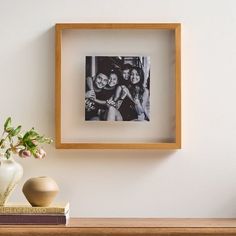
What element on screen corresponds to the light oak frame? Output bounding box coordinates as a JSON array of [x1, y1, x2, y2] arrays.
[[55, 23, 181, 149]]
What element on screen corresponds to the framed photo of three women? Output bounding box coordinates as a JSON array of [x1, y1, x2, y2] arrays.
[[55, 23, 181, 149]]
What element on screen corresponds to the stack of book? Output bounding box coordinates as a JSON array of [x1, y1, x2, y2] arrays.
[[0, 202, 69, 225]]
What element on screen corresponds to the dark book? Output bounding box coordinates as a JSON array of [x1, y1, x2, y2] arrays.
[[0, 213, 69, 225]]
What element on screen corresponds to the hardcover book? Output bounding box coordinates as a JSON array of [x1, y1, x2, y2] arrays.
[[0, 212, 69, 225], [0, 202, 69, 215]]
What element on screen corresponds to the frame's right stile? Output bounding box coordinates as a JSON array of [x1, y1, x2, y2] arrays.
[[175, 23, 181, 149]]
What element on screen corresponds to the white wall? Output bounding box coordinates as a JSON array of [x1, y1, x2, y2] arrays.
[[1, 0, 236, 217]]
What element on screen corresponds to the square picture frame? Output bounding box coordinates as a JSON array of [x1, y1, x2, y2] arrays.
[[55, 23, 181, 149]]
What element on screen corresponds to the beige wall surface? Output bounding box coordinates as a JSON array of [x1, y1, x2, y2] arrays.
[[1, 0, 236, 217]]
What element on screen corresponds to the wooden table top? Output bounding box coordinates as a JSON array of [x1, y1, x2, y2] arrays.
[[2, 218, 236, 235], [68, 218, 236, 227], [1, 218, 236, 228]]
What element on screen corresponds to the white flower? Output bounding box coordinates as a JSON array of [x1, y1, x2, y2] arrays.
[[35, 148, 46, 159]]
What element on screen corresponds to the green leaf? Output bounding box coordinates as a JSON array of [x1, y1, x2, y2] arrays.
[[8, 136, 12, 143], [23, 129, 39, 141], [36, 135, 45, 143], [0, 139, 5, 148], [0, 139, 4, 146], [30, 147, 38, 156], [5, 127, 14, 133], [23, 131, 30, 141], [25, 140, 36, 149], [4, 117, 11, 132], [35, 135, 53, 144], [44, 138, 53, 144], [10, 126, 22, 136], [5, 149, 11, 159]]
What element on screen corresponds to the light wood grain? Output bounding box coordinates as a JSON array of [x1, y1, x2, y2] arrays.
[[55, 23, 181, 149], [68, 218, 236, 228], [2, 228, 236, 236], [55, 24, 62, 148], [55, 23, 181, 30], [2, 218, 236, 236], [175, 24, 181, 149], [55, 142, 180, 149]]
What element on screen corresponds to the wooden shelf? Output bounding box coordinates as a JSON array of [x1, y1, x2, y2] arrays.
[[1, 218, 236, 235]]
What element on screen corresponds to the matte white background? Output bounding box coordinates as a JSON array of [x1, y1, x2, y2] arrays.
[[1, 0, 236, 217], [61, 29, 175, 143]]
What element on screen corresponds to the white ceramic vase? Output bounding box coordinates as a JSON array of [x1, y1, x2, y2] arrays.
[[0, 156, 23, 206]]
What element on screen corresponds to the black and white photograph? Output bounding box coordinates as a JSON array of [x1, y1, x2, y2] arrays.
[[85, 56, 150, 121]]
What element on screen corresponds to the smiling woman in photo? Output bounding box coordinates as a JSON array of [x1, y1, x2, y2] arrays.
[[129, 67, 149, 121]]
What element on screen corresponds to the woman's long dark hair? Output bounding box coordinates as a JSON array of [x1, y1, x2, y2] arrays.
[[129, 67, 145, 101]]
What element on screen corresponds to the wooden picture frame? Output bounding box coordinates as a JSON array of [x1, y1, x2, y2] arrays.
[[55, 23, 181, 149]]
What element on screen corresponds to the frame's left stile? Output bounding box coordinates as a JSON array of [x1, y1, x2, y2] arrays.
[[55, 24, 62, 149]]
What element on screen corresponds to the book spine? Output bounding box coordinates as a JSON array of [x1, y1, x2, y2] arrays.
[[0, 208, 66, 214], [0, 214, 67, 225]]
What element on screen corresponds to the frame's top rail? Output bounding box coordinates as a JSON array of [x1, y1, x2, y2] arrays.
[[55, 23, 181, 30]]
